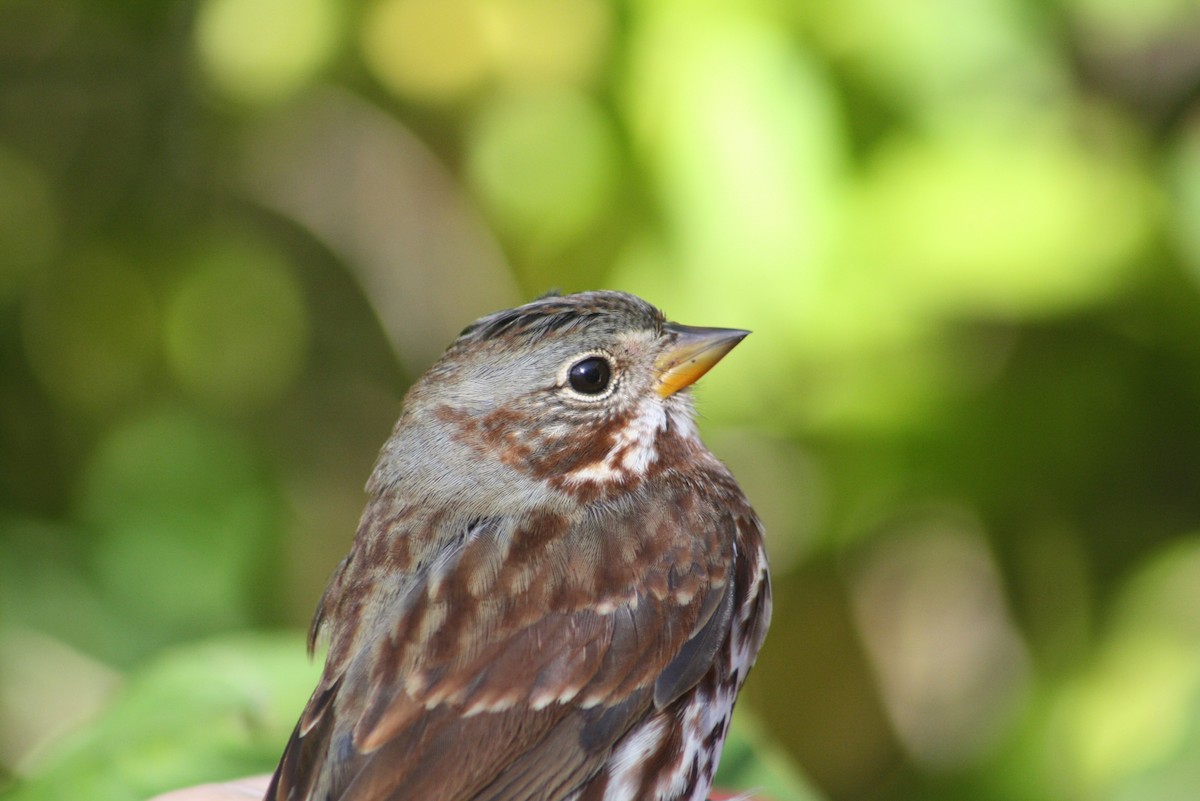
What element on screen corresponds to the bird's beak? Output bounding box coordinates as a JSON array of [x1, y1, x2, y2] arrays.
[[655, 323, 750, 398]]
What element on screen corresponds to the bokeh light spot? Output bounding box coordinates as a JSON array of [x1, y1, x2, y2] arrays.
[[79, 407, 278, 649], [486, 0, 611, 88], [164, 235, 308, 412], [467, 89, 618, 254], [362, 0, 490, 102], [855, 125, 1152, 318], [195, 0, 341, 105]]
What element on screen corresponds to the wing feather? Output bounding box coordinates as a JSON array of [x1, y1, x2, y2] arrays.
[[267, 476, 744, 801]]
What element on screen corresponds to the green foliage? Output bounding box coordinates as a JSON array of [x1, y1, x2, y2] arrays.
[[2, 634, 812, 801], [3, 635, 320, 801]]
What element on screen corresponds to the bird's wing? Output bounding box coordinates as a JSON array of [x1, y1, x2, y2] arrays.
[[266, 482, 743, 801]]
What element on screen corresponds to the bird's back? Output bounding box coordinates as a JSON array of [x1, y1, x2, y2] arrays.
[[266, 465, 769, 801]]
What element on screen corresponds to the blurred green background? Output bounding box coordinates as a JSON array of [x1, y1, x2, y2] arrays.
[[3, 0, 1200, 799]]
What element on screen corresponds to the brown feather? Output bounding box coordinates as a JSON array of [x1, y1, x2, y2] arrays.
[[265, 291, 771, 801], [269, 465, 741, 801]]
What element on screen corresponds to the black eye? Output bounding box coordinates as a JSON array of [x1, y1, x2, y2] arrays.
[[568, 357, 611, 395]]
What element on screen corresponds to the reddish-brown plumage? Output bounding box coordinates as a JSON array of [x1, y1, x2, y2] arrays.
[[266, 291, 770, 801]]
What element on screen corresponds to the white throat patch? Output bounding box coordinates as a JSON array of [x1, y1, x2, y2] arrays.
[[563, 401, 669, 485]]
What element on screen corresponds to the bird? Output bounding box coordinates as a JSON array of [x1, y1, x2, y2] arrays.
[[265, 290, 772, 801]]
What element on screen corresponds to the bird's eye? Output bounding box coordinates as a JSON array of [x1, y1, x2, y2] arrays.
[[568, 356, 612, 395]]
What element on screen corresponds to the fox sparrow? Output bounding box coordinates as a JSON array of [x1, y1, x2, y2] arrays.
[[266, 291, 772, 801]]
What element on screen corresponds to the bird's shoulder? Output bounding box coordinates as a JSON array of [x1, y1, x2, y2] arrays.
[[272, 468, 756, 801]]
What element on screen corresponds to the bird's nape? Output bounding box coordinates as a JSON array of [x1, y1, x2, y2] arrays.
[[265, 291, 771, 801]]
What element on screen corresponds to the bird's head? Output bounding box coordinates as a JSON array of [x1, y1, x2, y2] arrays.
[[372, 291, 747, 509]]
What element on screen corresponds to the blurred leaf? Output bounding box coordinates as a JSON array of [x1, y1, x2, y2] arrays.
[[0, 628, 121, 774], [4, 634, 320, 801], [1049, 537, 1200, 801], [800, 0, 1060, 111], [165, 234, 309, 412], [717, 706, 825, 801], [78, 407, 282, 661], [853, 122, 1154, 318], [5, 634, 813, 801]]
